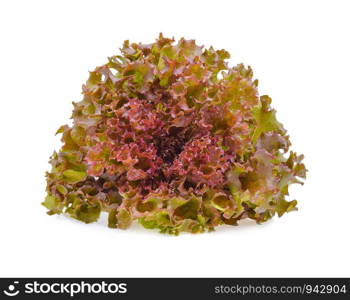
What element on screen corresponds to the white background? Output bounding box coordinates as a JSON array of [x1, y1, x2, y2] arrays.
[[1, 0, 349, 277]]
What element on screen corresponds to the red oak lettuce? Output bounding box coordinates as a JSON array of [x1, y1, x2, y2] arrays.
[[43, 34, 306, 234]]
